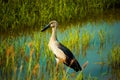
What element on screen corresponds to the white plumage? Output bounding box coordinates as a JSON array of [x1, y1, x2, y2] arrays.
[[41, 20, 88, 72]]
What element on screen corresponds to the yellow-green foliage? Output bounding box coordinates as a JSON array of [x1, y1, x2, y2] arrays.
[[81, 30, 90, 56], [111, 46, 120, 79], [76, 72, 83, 80], [111, 46, 120, 64], [61, 27, 80, 56], [0, 0, 120, 33], [86, 74, 98, 80], [81, 31, 90, 48], [98, 29, 106, 48]]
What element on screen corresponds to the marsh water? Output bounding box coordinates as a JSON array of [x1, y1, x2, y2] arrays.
[[56, 21, 120, 80], [0, 21, 120, 80]]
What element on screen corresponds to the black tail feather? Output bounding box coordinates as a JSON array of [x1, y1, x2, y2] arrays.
[[70, 59, 82, 72]]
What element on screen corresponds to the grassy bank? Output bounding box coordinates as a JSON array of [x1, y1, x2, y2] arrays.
[[0, 0, 120, 35]]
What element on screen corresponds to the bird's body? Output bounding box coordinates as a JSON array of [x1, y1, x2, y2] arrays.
[[41, 20, 87, 72], [48, 38, 66, 63]]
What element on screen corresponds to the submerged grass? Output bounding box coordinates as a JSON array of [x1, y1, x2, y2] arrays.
[[110, 45, 120, 80], [98, 29, 106, 49], [81, 30, 90, 57]]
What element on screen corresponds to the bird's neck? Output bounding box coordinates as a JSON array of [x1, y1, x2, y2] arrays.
[[50, 27, 57, 41]]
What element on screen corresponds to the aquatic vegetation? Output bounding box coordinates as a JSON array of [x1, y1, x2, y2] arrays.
[[0, 29, 82, 80], [98, 29, 106, 49], [85, 74, 98, 80], [76, 72, 83, 80], [60, 26, 80, 57], [111, 46, 120, 80], [0, 22, 120, 80], [81, 30, 90, 57]]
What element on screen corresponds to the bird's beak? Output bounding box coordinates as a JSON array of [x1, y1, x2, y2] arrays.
[[41, 24, 50, 32]]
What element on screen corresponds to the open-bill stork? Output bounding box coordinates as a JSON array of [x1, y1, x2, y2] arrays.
[[41, 20, 88, 72]]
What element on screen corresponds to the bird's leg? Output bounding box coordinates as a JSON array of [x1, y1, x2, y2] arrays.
[[55, 58, 60, 73], [61, 63, 65, 72], [56, 62, 59, 72], [55, 62, 60, 80]]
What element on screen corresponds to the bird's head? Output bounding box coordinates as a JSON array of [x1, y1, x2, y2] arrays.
[[41, 20, 58, 32]]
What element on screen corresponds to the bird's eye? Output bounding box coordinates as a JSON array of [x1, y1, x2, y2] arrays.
[[51, 23, 54, 27]]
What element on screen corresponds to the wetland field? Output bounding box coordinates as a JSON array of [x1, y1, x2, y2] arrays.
[[0, 0, 120, 80], [0, 21, 120, 80]]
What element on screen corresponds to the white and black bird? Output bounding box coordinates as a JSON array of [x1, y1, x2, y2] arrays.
[[41, 20, 88, 72]]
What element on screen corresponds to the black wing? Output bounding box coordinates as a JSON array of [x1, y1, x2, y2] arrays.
[[58, 43, 75, 59], [58, 43, 82, 72]]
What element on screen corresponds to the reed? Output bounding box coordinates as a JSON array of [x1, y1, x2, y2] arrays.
[[111, 46, 120, 79], [98, 29, 106, 49], [81, 30, 90, 57], [0, 0, 120, 35]]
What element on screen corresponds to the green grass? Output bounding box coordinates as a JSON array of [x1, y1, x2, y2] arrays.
[[110, 46, 120, 80], [0, 0, 120, 35], [81, 30, 90, 57], [98, 29, 106, 49]]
